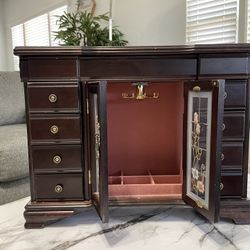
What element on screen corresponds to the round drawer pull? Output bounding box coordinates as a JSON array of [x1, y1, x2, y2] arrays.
[[222, 123, 226, 131], [50, 125, 59, 134], [53, 155, 62, 164], [224, 92, 227, 99], [220, 183, 224, 191], [55, 184, 63, 193], [221, 153, 225, 161], [48, 94, 57, 103]]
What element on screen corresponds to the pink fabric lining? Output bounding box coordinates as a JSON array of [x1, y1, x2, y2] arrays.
[[107, 82, 183, 200]]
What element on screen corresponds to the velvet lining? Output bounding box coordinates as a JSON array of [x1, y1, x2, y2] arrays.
[[107, 82, 183, 201]]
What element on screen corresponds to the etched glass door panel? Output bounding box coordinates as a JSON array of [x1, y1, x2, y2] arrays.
[[183, 80, 224, 222], [187, 92, 212, 209], [89, 94, 100, 194], [87, 81, 108, 223]]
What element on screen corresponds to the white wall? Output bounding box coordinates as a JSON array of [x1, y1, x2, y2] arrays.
[[238, 0, 248, 43], [0, 0, 7, 70], [113, 0, 186, 46], [94, 0, 186, 45]]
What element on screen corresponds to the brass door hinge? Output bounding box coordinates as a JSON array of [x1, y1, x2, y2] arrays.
[[196, 200, 203, 209], [86, 98, 89, 114], [88, 169, 91, 185]]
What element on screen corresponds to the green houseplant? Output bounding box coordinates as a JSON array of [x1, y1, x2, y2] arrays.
[[54, 10, 128, 46]]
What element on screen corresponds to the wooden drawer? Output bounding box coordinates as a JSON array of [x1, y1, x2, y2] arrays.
[[35, 174, 84, 201], [80, 56, 197, 79], [223, 111, 245, 140], [224, 80, 247, 109], [220, 175, 243, 197], [27, 57, 77, 79], [199, 54, 248, 78], [27, 84, 80, 113], [29, 115, 81, 143], [32, 145, 82, 173], [221, 143, 244, 171], [221, 174, 242, 197]]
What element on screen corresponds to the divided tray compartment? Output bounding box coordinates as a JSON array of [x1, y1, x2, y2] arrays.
[[108, 176, 122, 185], [108, 169, 183, 201], [123, 176, 152, 184]]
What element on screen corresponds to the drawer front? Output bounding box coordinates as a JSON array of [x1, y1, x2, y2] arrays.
[[30, 115, 81, 142], [27, 84, 80, 112], [80, 57, 197, 78], [223, 112, 245, 139], [220, 175, 243, 197], [27, 57, 77, 79], [224, 81, 247, 109], [32, 145, 82, 172], [35, 174, 84, 200], [221, 143, 244, 170], [199, 54, 248, 77]]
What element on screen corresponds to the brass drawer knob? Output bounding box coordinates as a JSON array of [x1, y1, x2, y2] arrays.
[[221, 153, 224, 161], [55, 184, 63, 193], [220, 183, 224, 191], [50, 125, 59, 134], [224, 92, 227, 99], [222, 123, 226, 131], [53, 155, 62, 164], [48, 94, 57, 103]]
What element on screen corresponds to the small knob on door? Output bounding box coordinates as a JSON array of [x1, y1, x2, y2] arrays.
[[221, 153, 225, 161], [222, 123, 226, 131]]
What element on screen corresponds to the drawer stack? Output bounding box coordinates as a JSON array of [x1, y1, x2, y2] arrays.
[[220, 80, 248, 198], [26, 83, 84, 201]]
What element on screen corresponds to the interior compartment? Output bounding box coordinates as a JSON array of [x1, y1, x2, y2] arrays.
[[107, 82, 183, 202]]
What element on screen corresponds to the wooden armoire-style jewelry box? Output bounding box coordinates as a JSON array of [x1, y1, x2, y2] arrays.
[[14, 45, 249, 228]]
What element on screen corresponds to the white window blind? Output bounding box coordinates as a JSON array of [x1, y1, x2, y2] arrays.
[[11, 24, 25, 71], [11, 5, 67, 70], [49, 5, 67, 46], [186, 0, 239, 44], [25, 14, 50, 46]]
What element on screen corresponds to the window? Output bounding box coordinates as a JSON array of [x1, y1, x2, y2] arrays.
[[11, 5, 67, 70], [186, 0, 239, 44]]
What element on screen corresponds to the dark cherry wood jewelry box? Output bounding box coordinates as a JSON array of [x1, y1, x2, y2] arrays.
[[14, 45, 250, 228]]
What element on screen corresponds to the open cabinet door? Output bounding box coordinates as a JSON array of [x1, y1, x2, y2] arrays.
[[183, 80, 225, 222], [86, 81, 108, 223]]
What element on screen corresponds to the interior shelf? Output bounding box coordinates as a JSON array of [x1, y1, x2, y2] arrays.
[[108, 171, 182, 201]]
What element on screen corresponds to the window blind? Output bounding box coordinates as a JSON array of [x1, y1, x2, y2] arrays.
[[186, 0, 239, 44], [49, 5, 67, 45], [11, 5, 67, 70], [24, 14, 50, 46], [11, 24, 24, 71]]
